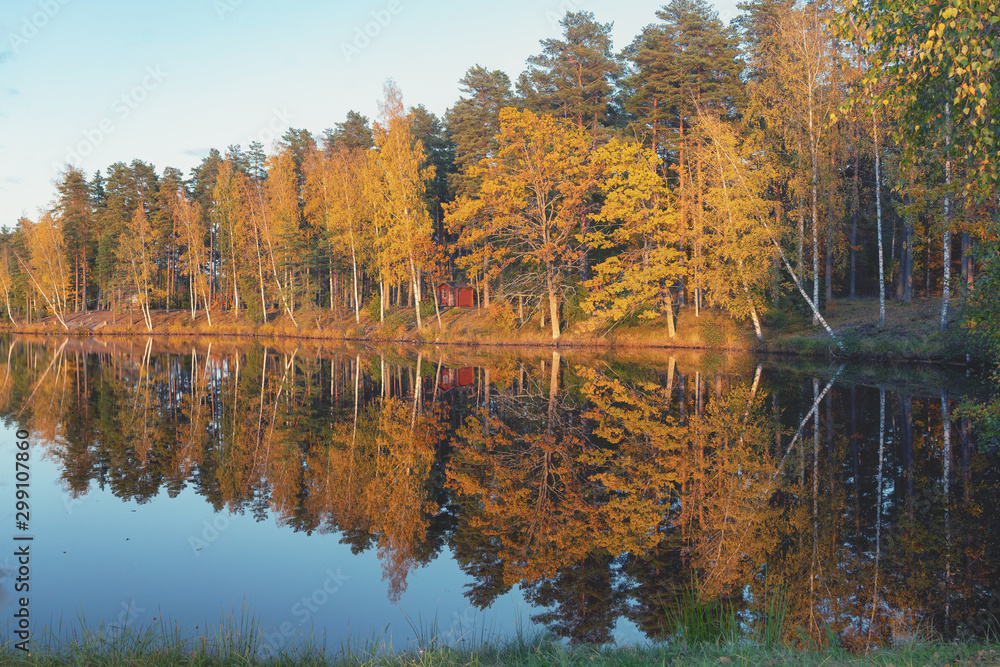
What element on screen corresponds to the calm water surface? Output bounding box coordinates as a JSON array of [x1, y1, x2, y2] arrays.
[[0, 336, 997, 651]]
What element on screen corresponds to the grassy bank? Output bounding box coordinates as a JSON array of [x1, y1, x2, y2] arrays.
[[0, 296, 972, 363], [2, 627, 998, 667], [763, 297, 969, 362]]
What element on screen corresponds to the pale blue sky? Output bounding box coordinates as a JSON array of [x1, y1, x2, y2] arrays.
[[0, 0, 741, 227]]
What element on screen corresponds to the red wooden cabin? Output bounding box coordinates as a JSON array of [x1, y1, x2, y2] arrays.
[[436, 283, 474, 308], [438, 367, 476, 391]]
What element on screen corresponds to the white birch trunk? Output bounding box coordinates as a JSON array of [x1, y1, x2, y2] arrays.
[[941, 103, 952, 332], [874, 106, 886, 328]]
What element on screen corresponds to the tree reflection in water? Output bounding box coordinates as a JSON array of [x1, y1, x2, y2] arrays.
[[4, 337, 998, 648]]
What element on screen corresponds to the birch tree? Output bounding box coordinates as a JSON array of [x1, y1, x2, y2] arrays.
[[173, 191, 213, 325], [370, 80, 436, 330], [304, 145, 366, 323], [583, 138, 685, 336], [445, 108, 595, 340], [757, 2, 839, 324], [117, 207, 159, 331], [17, 214, 71, 330]]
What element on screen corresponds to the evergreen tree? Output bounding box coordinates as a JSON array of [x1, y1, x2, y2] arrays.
[[518, 11, 622, 135], [323, 111, 375, 154], [409, 104, 454, 221], [54, 165, 94, 312], [279, 127, 317, 176], [190, 148, 223, 211], [733, 0, 796, 83], [624, 0, 743, 160], [446, 65, 514, 198]]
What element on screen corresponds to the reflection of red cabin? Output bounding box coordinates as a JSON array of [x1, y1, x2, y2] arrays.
[[436, 282, 474, 308], [438, 367, 475, 391]]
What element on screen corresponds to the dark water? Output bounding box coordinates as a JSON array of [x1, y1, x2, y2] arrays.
[[0, 336, 997, 651]]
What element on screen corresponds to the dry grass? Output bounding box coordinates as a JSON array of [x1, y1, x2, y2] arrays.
[[765, 296, 967, 361], [0, 295, 969, 363]]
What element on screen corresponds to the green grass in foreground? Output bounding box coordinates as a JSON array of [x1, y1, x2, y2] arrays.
[[1, 621, 998, 667]]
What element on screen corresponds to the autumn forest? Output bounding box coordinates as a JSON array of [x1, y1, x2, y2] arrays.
[[3, 0, 997, 356]]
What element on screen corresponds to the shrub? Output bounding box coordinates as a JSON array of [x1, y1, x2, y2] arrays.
[[488, 300, 518, 332], [367, 295, 382, 322], [700, 319, 725, 348]]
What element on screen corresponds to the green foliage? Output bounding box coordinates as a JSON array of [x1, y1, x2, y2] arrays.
[[962, 237, 1000, 440], [699, 319, 725, 348], [418, 298, 435, 320], [561, 284, 588, 327], [518, 11, 620, 133], [625, 0, 744, 155], [663, 584, 739, 646], [839, 0, 1000, 193], [367, 294, 381, 321], [239, 276, 265, 324]]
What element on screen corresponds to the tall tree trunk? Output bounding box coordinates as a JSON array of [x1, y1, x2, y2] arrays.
[[350, 239, 360, 324], [902, 198, 913, 302], [545, 264, 560, 341], [874, 106, 886, 328], [483, 256, 491, 309], [798, 199, 805, 286], [826, 155, 835, 305], [432, 281, 442, 331], [82, 239, 88, 313], [808, 92, 820, 326], [850, 126, 860, 299], [695, 157, 704, 316], [961, 231, 973, 290], [409, 255, 423, 331], [665, 290, 676, 339], [941, 103, 952, 332]]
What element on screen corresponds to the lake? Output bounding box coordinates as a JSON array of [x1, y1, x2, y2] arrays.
[[0, 336, 997, 653]]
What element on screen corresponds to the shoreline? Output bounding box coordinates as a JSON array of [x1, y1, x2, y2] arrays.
[[0, 297, 974, 366]]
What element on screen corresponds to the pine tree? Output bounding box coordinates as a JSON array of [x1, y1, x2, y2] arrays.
[[446, 66, 514, 198], [624, 0, 743, 312], [624, 0, 743, 159], [445, 66, 515, 303], [322, 111, 375, 154], [54, 165, 94, 313], [518, 11, 622, 135]]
